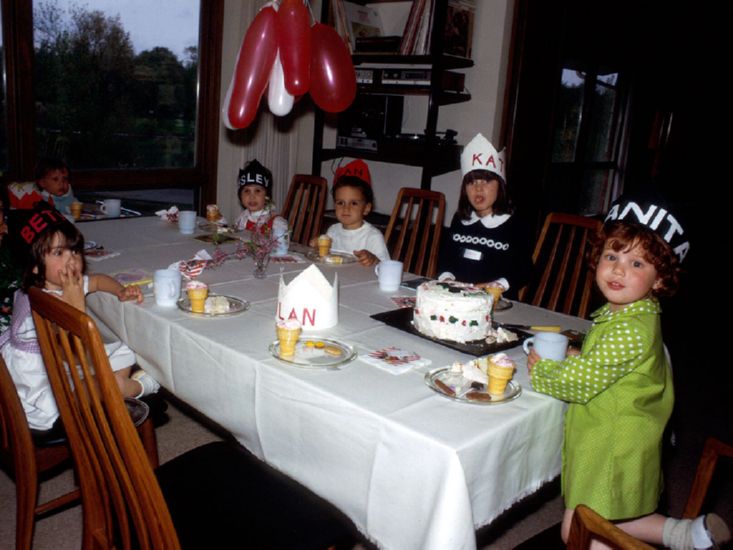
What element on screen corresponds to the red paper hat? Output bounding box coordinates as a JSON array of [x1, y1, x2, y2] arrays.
[[334, 159, 371, 186]]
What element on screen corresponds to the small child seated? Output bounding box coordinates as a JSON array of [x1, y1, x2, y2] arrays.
[[7, 158, 77, 217], [310, 159, 389, 267], [0, 203, 160, 441]]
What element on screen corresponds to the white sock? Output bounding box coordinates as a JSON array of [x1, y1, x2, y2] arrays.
[[131, 370, 160, 398], [664, 514, 731, 550]]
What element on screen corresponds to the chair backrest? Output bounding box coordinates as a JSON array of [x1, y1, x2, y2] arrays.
[[28, 288, 180, 550], [0, 355, 37, 487], [683, 437, 733, 518], [384, 188, 445, 277], [519, 212, 602, 318], [1, 355, 77, 550], [567, 504, 654, 550], [280, 174, 328, 245]]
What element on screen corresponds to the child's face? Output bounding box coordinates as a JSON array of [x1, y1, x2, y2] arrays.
[[465, 178, 498, 217], [38, 168, 70, 197], [596, 240, 661, 312], [41, 232, 83, 291], [239, 185, 267, 213], [334, 185, 371, 230]]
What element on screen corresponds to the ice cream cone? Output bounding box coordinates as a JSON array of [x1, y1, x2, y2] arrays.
[[484, 285, 503, 304], [487, 353, 515, 395], [186, 282, 208, 313], [317, 235, 332, 257], [276, 320, 302, 357]]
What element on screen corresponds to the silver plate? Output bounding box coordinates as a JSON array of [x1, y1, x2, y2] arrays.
[[269, 338, 357, 369], [493, 298, 513, 311], [424, 367, 521, 405], [305, 250, 358, 265], [177, 294, 249, 317]]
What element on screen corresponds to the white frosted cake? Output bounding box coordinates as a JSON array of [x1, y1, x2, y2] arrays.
[[413, 281, 493, 343]]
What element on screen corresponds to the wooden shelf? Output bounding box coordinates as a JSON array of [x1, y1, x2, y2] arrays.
[[313, 0, 472, 189], [356, 85, 470, 105], [353, 53, 473, 70], [320, 142, 461, 176]]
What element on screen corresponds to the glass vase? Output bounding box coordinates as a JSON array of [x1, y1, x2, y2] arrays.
[[253, 254, 270, 279]]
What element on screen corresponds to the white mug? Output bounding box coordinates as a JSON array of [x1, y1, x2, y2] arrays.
[[178, 210, 197, 234], [153, 269, 181, 307], [374, 260, 403, 292], [523, 332, 569, 362], [101, 199, 121, 218]]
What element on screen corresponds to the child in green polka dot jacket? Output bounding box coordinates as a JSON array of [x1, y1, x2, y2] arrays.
[[527, 194, 729, 549]]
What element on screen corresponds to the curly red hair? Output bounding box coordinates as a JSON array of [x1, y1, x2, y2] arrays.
[[589, 221, 680, 297]]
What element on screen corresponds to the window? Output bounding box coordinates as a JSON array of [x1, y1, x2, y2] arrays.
[[547, 67, 627, 215], [1, 0, 222, 203]]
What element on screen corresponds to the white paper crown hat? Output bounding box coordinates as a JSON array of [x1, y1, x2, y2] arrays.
[[460, 133, 507, 184], [277, 264, 338, 330]]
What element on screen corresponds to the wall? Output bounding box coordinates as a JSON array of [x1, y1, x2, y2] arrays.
[[216, 0, 513, 225]]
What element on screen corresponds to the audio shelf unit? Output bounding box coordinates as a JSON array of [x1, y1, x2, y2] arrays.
[[311, 0, 474, 190]]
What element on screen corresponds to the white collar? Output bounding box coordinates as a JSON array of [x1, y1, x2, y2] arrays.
[[461, 211, 510, 229]]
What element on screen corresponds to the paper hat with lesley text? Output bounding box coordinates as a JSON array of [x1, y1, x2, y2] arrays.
[[277, 264, 338, 330], [237, 159, 272, 195], [334, 159, 372, 186], [460, 133, 507, 183], [605, 194, 690, 262]]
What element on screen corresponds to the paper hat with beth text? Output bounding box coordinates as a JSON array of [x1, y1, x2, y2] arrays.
[[460, 133, 506, 184], [277, 264, 338, 330]]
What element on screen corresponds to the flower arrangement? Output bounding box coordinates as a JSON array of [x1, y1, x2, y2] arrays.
[[209, 226, 280, 279]]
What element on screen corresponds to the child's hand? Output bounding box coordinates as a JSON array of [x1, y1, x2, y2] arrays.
[[354, 249, 378, 266], [117, 285, 143, 303], [308, 237, 318, 248], [59, 265, 86, 311], [526, 348, 542, 372]]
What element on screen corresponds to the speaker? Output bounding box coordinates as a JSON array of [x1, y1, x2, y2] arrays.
[[337, 95, 404, 140]]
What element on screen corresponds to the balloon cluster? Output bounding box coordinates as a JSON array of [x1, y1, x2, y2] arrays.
[[223, 0, 357, 130]]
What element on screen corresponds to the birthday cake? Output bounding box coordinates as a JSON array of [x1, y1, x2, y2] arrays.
[[413, 281, 493, 343]]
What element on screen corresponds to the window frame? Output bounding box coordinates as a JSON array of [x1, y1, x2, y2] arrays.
[[1, 0, 223, 209]]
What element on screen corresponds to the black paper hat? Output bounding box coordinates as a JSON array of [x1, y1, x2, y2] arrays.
[[237, 159, 272, 196], [605, 192, 690, 262]]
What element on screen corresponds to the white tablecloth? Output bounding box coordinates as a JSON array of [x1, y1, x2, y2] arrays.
[[80, 217, 590, 550]]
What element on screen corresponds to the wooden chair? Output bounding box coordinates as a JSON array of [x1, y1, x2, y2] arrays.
[[280, 174, 328, 245], [1, 356, 79, 550], [567, 504, 655, 549], [519, 213, 602, 319], [683, 437, 733, 518], [28, 287, 357, 549], [384, 188, 446, 277]]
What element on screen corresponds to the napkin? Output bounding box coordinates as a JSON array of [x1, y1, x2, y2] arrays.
[[155, 205, 179, 223], [361, 346, 431, 375], [169, 250, 212, 280]]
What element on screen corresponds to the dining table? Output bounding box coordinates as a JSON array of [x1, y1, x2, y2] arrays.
[[79, 215, 590, 550]]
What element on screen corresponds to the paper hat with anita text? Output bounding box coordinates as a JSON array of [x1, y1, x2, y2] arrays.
[[277, 264, 338, 330], [605, 193, 690, 262], [460, 133, 507, 183]]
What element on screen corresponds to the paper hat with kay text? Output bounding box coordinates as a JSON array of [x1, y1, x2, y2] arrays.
[[460, 133, 507, 183], [277, 264, 338, 330]]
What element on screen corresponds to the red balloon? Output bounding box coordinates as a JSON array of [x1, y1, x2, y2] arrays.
[[309, 23, 356, 113], [277, 0, 311, 96], [223, 7, 278, 129]]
